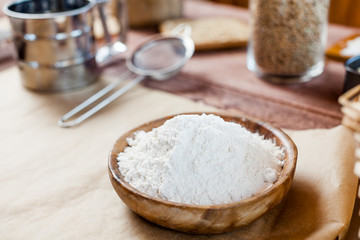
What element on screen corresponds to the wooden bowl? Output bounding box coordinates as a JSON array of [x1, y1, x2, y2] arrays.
[[108, 113, 297, 234]]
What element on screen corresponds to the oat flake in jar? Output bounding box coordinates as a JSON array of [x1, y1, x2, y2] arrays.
[[247, 0, 330, 84]]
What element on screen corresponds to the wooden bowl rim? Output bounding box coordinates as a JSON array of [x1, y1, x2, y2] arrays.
[[108, 112, 297, 210]]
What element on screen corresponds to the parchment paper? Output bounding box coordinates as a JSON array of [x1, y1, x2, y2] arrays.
[[0, 67, 357, 240]]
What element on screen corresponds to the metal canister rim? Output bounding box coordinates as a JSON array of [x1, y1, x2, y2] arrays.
[[3, 0, 96, 20]]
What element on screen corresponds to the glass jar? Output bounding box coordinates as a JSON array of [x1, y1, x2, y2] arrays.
[[126, 0, 182, 27], [247, 0, 330, 84]]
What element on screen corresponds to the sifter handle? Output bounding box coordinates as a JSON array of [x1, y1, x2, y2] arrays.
[[58, 72, 144, 128]]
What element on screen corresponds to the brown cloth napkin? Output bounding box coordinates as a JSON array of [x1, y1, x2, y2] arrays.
[[0, 67, 357, 239]]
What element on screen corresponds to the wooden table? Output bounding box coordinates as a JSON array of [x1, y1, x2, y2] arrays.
[[0, 0, 357, 130], [92, 0, 359, 131], [1, 0, 359, 239]]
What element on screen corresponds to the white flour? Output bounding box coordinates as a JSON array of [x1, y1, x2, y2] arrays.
[[117, 114, 284, 205], [341, 37, 360, 56]]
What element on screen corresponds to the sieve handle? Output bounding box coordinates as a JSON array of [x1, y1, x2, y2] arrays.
[[58, 72, 144, 128]]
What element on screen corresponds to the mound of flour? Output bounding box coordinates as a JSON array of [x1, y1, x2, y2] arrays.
[[117, 114, 284, 205]]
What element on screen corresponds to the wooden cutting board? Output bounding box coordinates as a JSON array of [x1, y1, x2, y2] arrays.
[[326, 33, 360, 62]]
